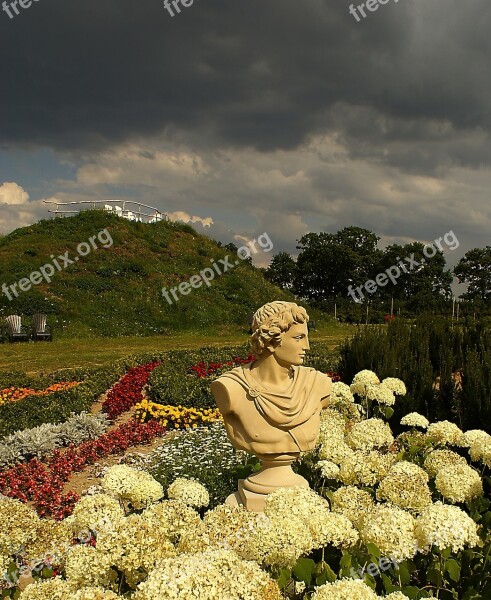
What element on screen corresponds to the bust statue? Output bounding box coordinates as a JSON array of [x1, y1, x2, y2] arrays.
[[211, 301, 332, 511]]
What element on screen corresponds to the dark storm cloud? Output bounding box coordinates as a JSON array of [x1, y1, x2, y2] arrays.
[[1, 0, 490, 172]]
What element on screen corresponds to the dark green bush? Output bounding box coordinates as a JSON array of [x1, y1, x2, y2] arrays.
[[147, 344, 250, 410], [338, 317, 491, 432]]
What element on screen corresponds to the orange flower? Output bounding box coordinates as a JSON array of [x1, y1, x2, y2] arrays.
[[0, 381, 82, 406]]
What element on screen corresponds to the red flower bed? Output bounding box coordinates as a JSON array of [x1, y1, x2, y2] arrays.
[[0, 418, 165, 520], [189, 355, 255, 378], [102, 361, 160, 419]]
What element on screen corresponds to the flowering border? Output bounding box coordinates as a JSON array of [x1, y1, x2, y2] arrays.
[[102, 361, 160, 419], [0, 418, 164, 519]]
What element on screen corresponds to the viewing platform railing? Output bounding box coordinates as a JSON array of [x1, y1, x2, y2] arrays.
[[43, 199, 167, 223]]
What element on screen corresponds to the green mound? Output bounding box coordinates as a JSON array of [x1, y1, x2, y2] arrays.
[[0, 210, 293, 338]]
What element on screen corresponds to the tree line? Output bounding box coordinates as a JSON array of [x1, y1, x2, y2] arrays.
[[262, 227, 491, 319]]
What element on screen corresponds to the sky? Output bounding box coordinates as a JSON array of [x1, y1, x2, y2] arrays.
[[1, 0, 490, 278]]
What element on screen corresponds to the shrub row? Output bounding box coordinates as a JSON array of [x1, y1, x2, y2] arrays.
[[338, 317, 491, 432]]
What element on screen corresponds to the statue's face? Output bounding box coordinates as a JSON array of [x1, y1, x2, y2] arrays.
[[272, 321, 310, 367]]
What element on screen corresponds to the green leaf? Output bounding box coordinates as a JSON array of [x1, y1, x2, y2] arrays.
[[384, 407, 395, 419], [315, 560, 337, 584], [481, 511, 491, 529], [427, 567, 443, 587], [445, 558, 461, 582], [401, 586, 423, 599], [324, 563, 337, 583], [366, 542, 381, 559], [41, 567, 53, 579], [275, 568, 291, 590], [396, 562, 411, 586], [381, 573, 397, 593], [339, 552, 352, 571], [409, 445, 419, 456], [292, 558, 316, 586]]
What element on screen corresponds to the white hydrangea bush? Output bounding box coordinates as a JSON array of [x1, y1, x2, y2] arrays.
[[2, 367, 488, 600], [100, 464, 164, 509]]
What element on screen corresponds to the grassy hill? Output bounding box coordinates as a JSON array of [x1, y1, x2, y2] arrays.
[[0, 210, 324, 338]]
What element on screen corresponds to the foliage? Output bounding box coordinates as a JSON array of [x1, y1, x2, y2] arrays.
[[0, 411, 109, 468], [290, 371, 491, 600], [338, 317, 491, 432], [147, 344, 252, 410], [454, 246, 491, 301], [0, 352, 167, 439], [265, 251, 298, 290], [376, 242, 452, 306], [294, 227, 381, 301]]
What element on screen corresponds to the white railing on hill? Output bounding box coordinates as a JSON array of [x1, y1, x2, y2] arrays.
[[43, 200, 168, 224]]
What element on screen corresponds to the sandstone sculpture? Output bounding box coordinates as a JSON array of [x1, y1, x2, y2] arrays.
[[211, 301, 332, 511]]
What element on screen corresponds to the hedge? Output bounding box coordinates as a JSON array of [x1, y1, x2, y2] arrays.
[[338, 317, 491, 433]]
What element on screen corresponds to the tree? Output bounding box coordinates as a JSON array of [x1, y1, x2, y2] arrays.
[[264, 252, 297, 289], [294, 227, 381, 300], [454, 247, 491, 301], [376, 242, 453, 309]]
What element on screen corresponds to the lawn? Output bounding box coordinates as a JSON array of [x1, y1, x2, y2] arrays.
[[0, 322, 354, 374]]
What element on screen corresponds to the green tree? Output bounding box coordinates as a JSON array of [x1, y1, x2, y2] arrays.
[[264, 252, 297, 290], [454, 246, 491, 301], [376, 242, 453, 310], [294, 227, 381, 300]]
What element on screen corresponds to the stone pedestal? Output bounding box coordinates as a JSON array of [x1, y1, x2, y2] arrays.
[[226, 453, 308, 512]]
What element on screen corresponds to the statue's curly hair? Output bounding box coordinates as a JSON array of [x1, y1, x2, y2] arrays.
[[250, 301, 309, 356]]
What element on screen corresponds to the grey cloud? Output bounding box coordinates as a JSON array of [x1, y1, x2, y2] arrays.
[[0, 0, 490, 174]]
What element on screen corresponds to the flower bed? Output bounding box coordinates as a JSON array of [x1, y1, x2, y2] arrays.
[[129, 369, 491, 599], [134, 399, 222, 430], [1, 404, 489, 600], [0, 358, 156, 440], [2, 348, 488, 598], [0, 412, 110, 469], [0, 418, 165, 520], [0, 357, 168, 519], [0, 382, 82, 407], [101, 362, 160, 420], [130, 422, 252, 508]]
